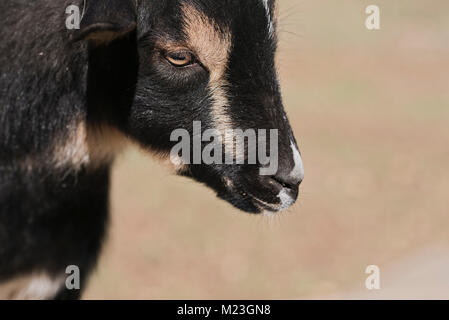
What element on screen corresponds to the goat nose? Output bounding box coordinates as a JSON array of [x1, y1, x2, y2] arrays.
[[272, 171, 302, 192], [272, 141, 304, 192]]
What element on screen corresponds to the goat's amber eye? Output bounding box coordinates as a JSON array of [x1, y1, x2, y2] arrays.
[[165, 50, 195, 67]]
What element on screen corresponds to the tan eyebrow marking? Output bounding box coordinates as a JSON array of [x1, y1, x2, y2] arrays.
[[181, 3, 231, 82]]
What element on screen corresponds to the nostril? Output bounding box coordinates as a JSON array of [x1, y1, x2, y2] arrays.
[[272, 174, 302, 191], [272, 177, 291, 189]]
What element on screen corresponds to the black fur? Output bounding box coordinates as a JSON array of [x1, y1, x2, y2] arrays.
[[0, 0, 302, 299]]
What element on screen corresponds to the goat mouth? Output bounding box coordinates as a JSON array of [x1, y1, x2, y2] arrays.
[[214, 174, 299, 214], [183, 169, 298, 214], [228, 185, 298, 213], [245, 192, 283, 212]]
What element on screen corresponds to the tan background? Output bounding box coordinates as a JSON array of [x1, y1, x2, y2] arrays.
[[85, 0, 449, 299]]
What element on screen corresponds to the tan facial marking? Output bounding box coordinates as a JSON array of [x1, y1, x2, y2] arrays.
[[181, 4, 234, 151], [165, 154, 189, 174], [181, 4, 231, 83], [223, 176, 235, 190]]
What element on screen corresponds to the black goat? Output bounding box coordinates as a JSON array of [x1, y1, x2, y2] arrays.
[[0, 0, 303, 299]]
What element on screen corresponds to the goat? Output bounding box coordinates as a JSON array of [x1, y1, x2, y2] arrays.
[[0, 0, 304, 299]]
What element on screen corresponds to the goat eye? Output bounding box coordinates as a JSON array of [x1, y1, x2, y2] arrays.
[[164, 50, 195, 67]]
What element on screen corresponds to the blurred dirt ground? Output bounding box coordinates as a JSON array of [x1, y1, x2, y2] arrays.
[[84, 0, 449, 299]]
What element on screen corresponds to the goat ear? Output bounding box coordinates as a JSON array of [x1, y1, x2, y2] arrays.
[[76, 0, 137, 43]]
